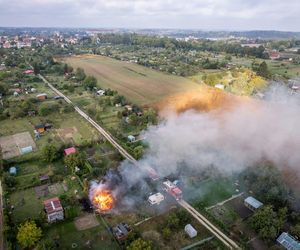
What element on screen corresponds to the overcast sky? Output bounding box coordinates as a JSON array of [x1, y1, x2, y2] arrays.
[[0, 0, 299, 31]]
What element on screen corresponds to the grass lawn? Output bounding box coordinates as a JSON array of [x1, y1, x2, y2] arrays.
[[186, 177, 237, 208], [64, 54, 202, 106], [136, 208, 212, 249], [0, 112, 99, 149], [10, 188, 44, 223], [9, 175, 82, 223], [42, 218, 118, 250]]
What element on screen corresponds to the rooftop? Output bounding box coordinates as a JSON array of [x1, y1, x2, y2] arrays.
[[44, 197, 63, 215], [244, 196, 263, 209], [277, 232, 300, 250], [148, 193, 164, 204], [64, 147, 76, 156], [113, 223, 131, 240]]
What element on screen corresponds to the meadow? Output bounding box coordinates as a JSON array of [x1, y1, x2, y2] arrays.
[[64, 55, 202, 106]]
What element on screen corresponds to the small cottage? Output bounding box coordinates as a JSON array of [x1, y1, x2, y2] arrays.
[[64, 147, 76, 156], [185, 224, 197, 238], [44, 197, 64, 223], [9, 166, 17, 175], [36, 93, 47, 101], [244, 196, 263, 211], [127, 135, 135, 142]]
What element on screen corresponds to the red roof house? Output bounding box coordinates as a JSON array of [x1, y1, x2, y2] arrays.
[[64, 147, 76, 156], [23, 69, 34, 75], [269, 51, 280, 60], [44, 197, 64, 222]]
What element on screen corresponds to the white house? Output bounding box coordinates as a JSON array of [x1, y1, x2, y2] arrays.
[[96, 90, 105, 96], [148, 193, 164, 205], [215, 84, 225, 90], [127, 135, 135, 142]]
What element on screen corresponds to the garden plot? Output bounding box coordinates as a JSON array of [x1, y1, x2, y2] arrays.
[[74, 214, 100, 231], [55, 127, 78, 143], [0, 132, 36, 159], [48, 183, 68, 195]]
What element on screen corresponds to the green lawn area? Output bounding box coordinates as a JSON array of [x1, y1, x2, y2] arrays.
[[186, 178, 237, 208], [231, 56, 300, 78], [0, 112, 99, 148], [10, 188, 44, 223], [41, 219, 118, 250], [136, 208, 212, 249], [9, 175, 82, 223]]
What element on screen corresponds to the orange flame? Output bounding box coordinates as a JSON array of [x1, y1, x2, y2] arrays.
[[92, 190, 114, 212]]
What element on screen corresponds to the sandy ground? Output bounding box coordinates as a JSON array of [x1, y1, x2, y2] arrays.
[[74, 214, 100, 231], [0, 132, 36, 159]]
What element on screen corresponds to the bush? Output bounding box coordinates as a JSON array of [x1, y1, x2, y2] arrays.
[[39, 103, 59, 116]]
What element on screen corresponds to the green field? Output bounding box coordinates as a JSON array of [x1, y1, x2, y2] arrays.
[[41, 219, 118, 250], [64, 55, 202, 106], [185, 177, 237, 208]]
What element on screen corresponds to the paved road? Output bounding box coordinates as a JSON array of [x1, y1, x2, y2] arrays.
[[38, 74, 137, 163], [179, 200, 240, 249], [39, 73, 239, 249]]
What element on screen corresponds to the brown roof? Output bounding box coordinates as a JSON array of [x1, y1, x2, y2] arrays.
[[44, 197, 63, 215]]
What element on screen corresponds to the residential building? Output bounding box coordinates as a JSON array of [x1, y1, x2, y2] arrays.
[[244, 196, 263, 211], [64, 147, 76, 156], [112, 223, 132, 241], [148, 193, 164, 205], [36, 93, 47, 100], [44, 197, 64, 223], [127, 135, 135, 142], [277, 232, 300, 250]]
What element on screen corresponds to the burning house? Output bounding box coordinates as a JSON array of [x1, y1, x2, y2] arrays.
[[89, 171, 121, 213], [92, 189, 114, 212]]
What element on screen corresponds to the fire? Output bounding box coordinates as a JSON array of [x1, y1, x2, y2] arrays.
[[92, 190, 114, 212]]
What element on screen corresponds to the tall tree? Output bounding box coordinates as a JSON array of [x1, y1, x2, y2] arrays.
[[83, 76, 97, 90], [42, 145, 58, 163], [64, 152, 86, 173], [126, 238, 152, 250], [17, 221, 42, 249], [249, 205, 287, 241], [75, 67, 86, 81], [257, 61, 271, 78], [0, 146, 3, 174]]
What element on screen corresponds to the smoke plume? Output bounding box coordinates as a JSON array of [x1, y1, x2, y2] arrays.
[[142, 83, 300, 179], [90, 82, 300, 211]]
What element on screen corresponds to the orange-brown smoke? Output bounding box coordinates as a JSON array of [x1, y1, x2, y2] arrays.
[[155, 85, 252, 115]]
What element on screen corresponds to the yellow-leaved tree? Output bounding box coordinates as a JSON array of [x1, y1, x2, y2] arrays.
[[17, 221, 42, 249]]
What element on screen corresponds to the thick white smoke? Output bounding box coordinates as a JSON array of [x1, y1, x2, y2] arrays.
[[140, 83, 300, 179], [89, 83, 300, 211]]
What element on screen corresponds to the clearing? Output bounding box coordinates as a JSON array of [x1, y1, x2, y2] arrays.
[[0, 132, 36, 159], [64, 54, 202, 106], [74, 214, 100, 231]]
